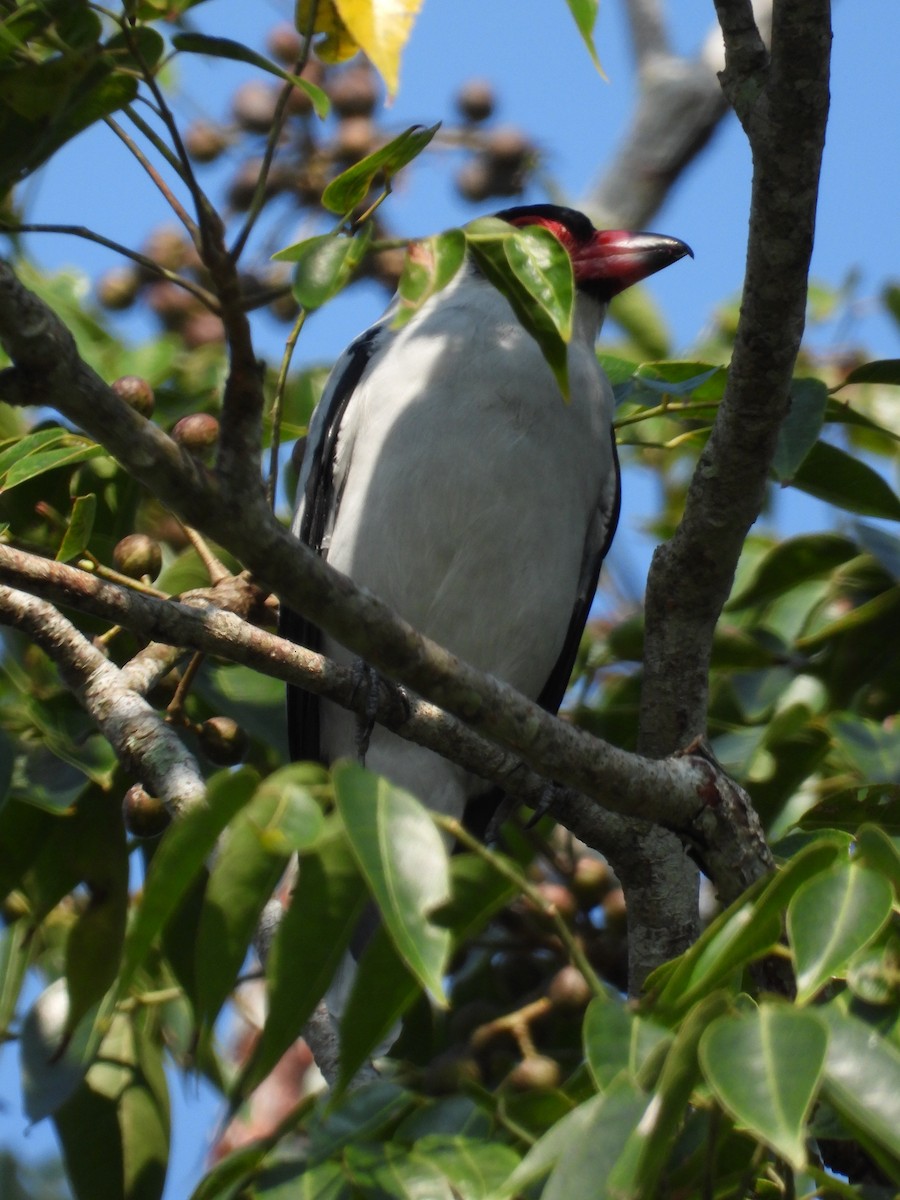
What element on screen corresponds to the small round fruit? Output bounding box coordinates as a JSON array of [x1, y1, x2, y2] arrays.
[[123, 784, 170, 838], [456, 79, 495, 123], [96, 266, 140, 311], [266, 22, 304, 65], [172, 413, 220, 455], [232, 80, 280, 133], [328, 64, 379, 117], [548, 965, 592, 1010], [112, 375, 155, 418], [507, 1055, 561, 1091], [113, 533, 163, 580], [199, 716, 248, 766], [185, 119, 229, 164]]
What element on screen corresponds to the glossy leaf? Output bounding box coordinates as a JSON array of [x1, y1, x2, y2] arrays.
[[699, 1005, 828, 1169], [194, 781, 296, 1029], [727, 533, 857, 610], [820, 1005, 900, 1164], [321, 122, 440, 213], [583, 996, 670, 1089], [393, 230, 466, 327], [608, 992, 729, 1197], [172, 33, 329, 117], [333, 762, 451, 1003], [834, 358, 900, 388], [21, 979, 105, 1121], [790, 440, 900, 520], [772, 377, 828, 482], [54, 1010, 170, 1200], [0, 918, 29, 1038], [467, 220, 572, 398], [828, 714, 900, 784], [563, 0, 606, 76], [337, 923, 419, 1091], [800, 783, 900, 835], [0, 434, 104, 490], [632, 361, 724, 399], [853, 822, 900, 898], [654, 839, 844, 1013], [332, 0, 425, 96], [235, 830, 368, 1099], [344, 1142, 453, 1199], [413, 1135, 519, 1198], [280, 227, 372, 310], [500, 1081, 647, 1200], [56, 493, 96, 562], [118, 769, 256, 998], [307, 1080, 416, 1159], [788, 863, 894, 1002]]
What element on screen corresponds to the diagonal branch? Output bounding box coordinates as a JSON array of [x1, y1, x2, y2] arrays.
[[0, 585, 204, 814], [0, 544, 773, 904], [639, 0, 831, 759]]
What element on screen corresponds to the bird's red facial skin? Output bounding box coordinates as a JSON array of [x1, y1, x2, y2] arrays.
[[505, 214, 692, 299]]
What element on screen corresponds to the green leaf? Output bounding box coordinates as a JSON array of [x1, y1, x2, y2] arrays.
[[727, 534, 857, 610], [800, 783, 900, 835], [853, 823, 900, 899], [337, 924, 419, 1091], [466, 220, 572, 398], [194, 780, 296, 1030], [653, 838, 844, 1014], [280, 227, 372, 309], [699, 1005, 828, 1170], [393, 229, 466, 328], [333, 762, 451, 1003], [500, 1081, 647, 1199], [118, 769, 256, 998], [788, 863, 894, 1002], [234, 829, 368, 1100], [56, 493, 97, 562], [171, 33, 329, 117], [413, 1135, 519, 1198], [321, 122, 440, 214], [0, 919, 30, 1039], [307, 1080, 415, 1159], [0, 428, 103, 489], [344, 1143, 453, 1200], [584, 996, 670, 1090], [834, 358, 900, 388], [54, 1010, 170, 1200], [828, 714, 900, 784], [504, 223, 575, 341], [631, 361, 724, 400], [820, 1005, 900, 1166], [563, 0, 606, 76], [789, 440, 900, 520], [771, 377, 828, 482], [608, 993, 730, 1197]]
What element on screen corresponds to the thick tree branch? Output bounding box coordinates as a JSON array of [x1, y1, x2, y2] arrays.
[[584, 1, 773, 229], [0, 545, 773, 905], [0, 585, 204, 813], [639, 0, 830, 762]]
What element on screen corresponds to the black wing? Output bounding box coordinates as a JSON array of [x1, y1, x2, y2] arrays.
[[281, 324, 384, 763], [536, 432, 621, 715]]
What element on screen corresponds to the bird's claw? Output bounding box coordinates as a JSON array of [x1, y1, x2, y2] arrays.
[[349, 660, 410, 764], [524, 783, 559, 830]]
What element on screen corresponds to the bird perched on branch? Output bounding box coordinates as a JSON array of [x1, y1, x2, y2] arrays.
[[283, 203, 691, 826]]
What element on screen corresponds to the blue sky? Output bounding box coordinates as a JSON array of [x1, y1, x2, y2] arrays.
[[2, 1, 899, 1195]]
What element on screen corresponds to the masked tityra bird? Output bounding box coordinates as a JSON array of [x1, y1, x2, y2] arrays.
[[283, 204, 691, 825]]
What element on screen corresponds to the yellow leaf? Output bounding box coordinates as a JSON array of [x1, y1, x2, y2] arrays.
[[334, 0, 423, 96], [295, 0, 360, 64]]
